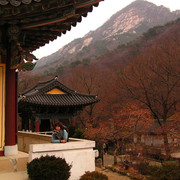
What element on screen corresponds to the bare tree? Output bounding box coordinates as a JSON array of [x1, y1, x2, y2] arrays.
[[120, 35, 180, 156]]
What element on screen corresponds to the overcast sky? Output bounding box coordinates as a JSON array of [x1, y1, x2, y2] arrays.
[[33, 0, 180, 59]]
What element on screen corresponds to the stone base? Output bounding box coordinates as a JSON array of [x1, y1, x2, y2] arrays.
[[4, 144, 18, 156], [0, 151, 28, 172]]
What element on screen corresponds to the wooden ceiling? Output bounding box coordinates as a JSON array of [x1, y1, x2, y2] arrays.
[[0, 0, 104, 52]]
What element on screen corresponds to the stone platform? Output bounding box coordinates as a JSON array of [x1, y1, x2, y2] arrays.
[[0, 151, 28, 172]]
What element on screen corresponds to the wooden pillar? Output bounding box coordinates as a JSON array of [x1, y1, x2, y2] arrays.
[[71, 117, 75, 126], [4, 64, 18, 155], [72, 120, 75, 126], [3, 27, 18, 156], [35, 121, 40, 132]]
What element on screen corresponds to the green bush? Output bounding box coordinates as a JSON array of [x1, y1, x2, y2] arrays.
[[68, 125, 76, 137], [144, 165, 161, 176], [27, 155, 72, 180], [70, 60, 81, 67], [146, 163, 180, 180], [80, 171, 108, 180], [72, 128, 85, 139], [134, 161, 150, 175]]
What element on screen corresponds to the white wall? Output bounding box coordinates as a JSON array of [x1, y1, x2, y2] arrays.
[[29, 139, 98, 180]]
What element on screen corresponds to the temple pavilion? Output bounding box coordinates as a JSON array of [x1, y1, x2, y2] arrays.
[[18, 76, 99, 132], [0, 0, 103, 156]]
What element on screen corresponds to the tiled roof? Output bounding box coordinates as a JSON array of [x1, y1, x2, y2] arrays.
[[0, 0, 41, 6], [0, 0, 104, 52], [18, 77, 99, 107]]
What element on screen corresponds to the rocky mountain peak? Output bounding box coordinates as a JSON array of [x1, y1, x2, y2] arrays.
[[34, 0, 180, 71]]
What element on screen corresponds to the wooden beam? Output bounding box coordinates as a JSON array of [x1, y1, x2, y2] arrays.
[[22, 12, 74, 29], [75, 0, 102, 9]]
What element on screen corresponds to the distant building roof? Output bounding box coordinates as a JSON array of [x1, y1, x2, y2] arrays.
[[18, 77, 100, 107]]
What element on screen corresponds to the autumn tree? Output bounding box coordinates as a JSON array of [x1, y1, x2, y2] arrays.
[[64, 65, 101, 127], [83, 100, 152, 164], [18, 73, 43, 93], [120, 32, 180, 156]]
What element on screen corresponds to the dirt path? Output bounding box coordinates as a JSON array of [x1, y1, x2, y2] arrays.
[[95, 154, 131, 180], [96, 167, 130, 180]]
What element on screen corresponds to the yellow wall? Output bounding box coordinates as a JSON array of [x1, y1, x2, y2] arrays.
[[0, 64, 5, 152], [46, 88, 65, 94]]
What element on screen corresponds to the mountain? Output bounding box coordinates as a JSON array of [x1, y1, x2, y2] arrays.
[[19, 15, 180, 94], [32, 0, 180, 74]]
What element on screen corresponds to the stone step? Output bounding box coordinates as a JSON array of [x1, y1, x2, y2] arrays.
[[0, 151, 28, 172]]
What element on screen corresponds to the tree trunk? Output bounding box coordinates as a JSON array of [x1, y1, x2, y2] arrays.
[[114, 149, 117, 165], [113, 141, 120, 165], [163, 132, 170, 158]]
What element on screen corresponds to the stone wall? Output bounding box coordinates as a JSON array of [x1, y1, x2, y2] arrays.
[[18, 131, 98, 180]]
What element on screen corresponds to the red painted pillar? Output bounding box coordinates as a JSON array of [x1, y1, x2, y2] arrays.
[[0, 151, 3, 157], [35, 121, 40, 132], [0, 28, 18, 156], [72, 120, 75, 126], [5, 68, 18, 146], [16, 73, 18, 143], [71, 117, 75, 126], [4, 38, 18, 155]]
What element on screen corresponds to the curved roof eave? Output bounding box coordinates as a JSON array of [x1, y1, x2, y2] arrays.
[[0, 0, 104, 52]]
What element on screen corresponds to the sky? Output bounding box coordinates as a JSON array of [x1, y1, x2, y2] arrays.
[[33, 0, 180, 59]]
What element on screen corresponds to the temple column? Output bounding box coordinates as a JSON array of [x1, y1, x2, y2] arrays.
[[35, 121, 40, 132], [3, 29, 18, 156], [4, 66, 18, 156], [71, 117, 75, 126]]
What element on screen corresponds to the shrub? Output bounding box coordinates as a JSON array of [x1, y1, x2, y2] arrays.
[[134, 160, 150, 175], [27, 155, 72, 180], [145, 165, 161, 177], [68, 125, 75, 137], [72, 128, 85, 139], [80, 171, 108, 180], [147, 162, 180, 180]]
